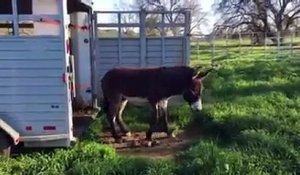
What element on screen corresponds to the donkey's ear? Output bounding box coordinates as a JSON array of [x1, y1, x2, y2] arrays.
[[193, 68, 214, 80], [192, 65, 203, 78]]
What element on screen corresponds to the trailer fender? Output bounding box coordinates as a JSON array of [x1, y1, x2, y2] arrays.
[[0, 119, 20, 145]]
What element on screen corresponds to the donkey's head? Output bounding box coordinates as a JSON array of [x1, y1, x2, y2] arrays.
[[182, 67, 214, 111]]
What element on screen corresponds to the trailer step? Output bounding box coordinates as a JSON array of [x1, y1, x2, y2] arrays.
[[20, 134, 69, 142]]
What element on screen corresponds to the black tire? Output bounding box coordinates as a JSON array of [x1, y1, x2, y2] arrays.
[[0, 130, 12, 157]]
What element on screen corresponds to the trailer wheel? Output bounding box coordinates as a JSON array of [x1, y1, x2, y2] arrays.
[[0, 130, 12, 157]]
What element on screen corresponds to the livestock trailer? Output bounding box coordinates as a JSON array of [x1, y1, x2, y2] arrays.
[[0, 0, 191, 156]]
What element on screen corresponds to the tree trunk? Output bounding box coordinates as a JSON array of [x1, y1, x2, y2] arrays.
[[251, 33, 265, 45]]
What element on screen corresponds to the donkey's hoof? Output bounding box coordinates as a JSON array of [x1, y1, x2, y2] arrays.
[[166, 131, 176, 138], [169, 132, 176, 138], [152, 140, 160, 145], [125, 132, 132, 137], [146, 141, 153, 147], [145, 140, 160, 147]]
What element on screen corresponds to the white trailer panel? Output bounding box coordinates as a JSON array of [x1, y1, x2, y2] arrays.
[[0, 0, 74, 148]]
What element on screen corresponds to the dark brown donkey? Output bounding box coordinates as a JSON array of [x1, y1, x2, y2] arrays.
[[100, 65, 214, 142]]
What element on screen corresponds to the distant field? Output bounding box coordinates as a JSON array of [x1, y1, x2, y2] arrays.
[[190, 35, 300, 67]]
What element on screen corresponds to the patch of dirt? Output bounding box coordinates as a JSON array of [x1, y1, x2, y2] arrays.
[[100, 126, 202, 159], [72, 115, 202, 159]]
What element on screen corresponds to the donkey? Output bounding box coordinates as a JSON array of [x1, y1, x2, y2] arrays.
[[100, 65, 214, 143]]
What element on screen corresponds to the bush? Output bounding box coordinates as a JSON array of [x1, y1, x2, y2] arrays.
[[175, 141, 266, 175], [1, 142, 176, 175], [1, 142, 116, 175]]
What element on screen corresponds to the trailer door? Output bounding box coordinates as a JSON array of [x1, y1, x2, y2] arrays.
[[0, 0, 74, 147], [93, 10, 191, 101]]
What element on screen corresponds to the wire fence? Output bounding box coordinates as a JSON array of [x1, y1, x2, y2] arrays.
[[190, 30, 300, 63]]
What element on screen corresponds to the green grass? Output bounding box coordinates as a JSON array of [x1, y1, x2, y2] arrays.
[[2, 44, 300, 174], [179, 45, 300, 174], [177, 57, 300, 174]]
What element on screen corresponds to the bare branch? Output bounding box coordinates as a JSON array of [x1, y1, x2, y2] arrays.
[[215, 0, 300, 35]]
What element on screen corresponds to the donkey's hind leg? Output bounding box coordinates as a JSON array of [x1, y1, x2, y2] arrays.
[[146, 102, 159, 141], [116, 97, 131, 137], [106, 96, 123, 143]]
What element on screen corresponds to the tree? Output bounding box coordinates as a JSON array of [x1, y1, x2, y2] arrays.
[[214, 0, 300, 44], [114, 0, 208, 36], [137, 0, 208, 35], [113, 0, 141, 37]]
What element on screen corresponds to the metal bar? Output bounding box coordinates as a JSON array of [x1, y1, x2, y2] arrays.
[[90, 11, 98, 108], [277, 31, 280, 58], [0, 15, 14, 21], [146, 11, 185, 14], [290, 31, 293, 56], [212, 32, 215, 60], [57, 0, 72, 143], [97, 36, 186, 40], [0, 23, 33, 28], [264, 32, 267, 59], [183, 11, 191, 65], [140, 10, 146, 67], [96, 23, 185, 28], [96, 23, 140, 27], [161, 13, 165, 65], [56, 0, 67, 91], [94, 10, 141, 13], [94, 10, 185, 14], [0, 119, 20, 145], [11, 0, 19, 36], [58, 0, 66, 40], [118, 12, 122, 65], [239, 32, 241, 55], [157, 22, 186, 27], [20, 134, 69, 142], [197, 39, 199, 60], [149, 23, 188, 28], [18, 15, 61, 21], [57, 0, 67, 83], [94, 13, 99, 38], [93, 12, 99, 99], [225, 30, 228, 57]]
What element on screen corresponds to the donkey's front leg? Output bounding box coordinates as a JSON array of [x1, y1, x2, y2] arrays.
[[158, 99, 175, 138]]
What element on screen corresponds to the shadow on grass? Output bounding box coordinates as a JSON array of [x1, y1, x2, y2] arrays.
[[230, 60, 300, 82], [201, 59, 300, 102], [213, 80, 300, 101], [175, 111, 300, 174], [194, 112, 282, 144]]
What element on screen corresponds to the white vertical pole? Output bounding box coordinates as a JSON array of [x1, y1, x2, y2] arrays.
[[277, 31, 280, 58], [58, 0, 73, 145], [212, 32, 215, 60], [140, 10, 146, 67], [161, 12, 165, 65], [239, 31, 241, 55], [264, 32, 267, 59], [11, 0, 19, 36], [184, 10, 191, 65], [93, 12, 99, 100], [225, 29, 228, 57], [118, 12, 122, 65], [197, 38, 200, 60], [290, 30, 293, 57]]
